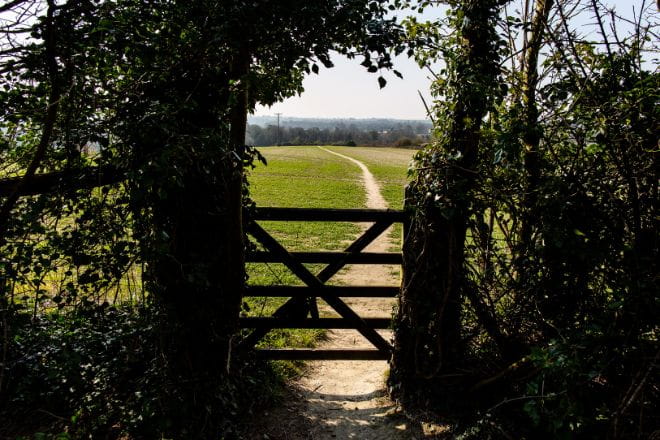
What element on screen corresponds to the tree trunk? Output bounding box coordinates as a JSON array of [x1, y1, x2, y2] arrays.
[[138, 49, 250, 438], [390, 0, 502, 407], [153, 66, 247, 373], [391, 195, 466, 402], [519, 0, 554, 250]]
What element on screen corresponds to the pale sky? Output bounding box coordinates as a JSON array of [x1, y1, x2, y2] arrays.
[[254, 53, 437, 120], [254, 5, 448, 120], [253, 1, 654, 120]]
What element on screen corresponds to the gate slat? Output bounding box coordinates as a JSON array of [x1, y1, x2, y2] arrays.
[[254, 349, 390, 361], [245, 286, 399, 298], [247, 251, 402, 264], [315, 220, 393, 282], [240, 317, 391, 329], [243, 221, 394, 353], [253, 207, 406, 222]]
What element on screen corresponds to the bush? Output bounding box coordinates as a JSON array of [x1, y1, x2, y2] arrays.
[[1, 306, 278, 439]]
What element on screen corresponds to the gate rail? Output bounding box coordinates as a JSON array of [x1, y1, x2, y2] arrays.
[[240, 207, 407, 361]]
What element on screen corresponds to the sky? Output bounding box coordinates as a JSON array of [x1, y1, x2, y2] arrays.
[[254, 5, 449, 121], [253, 53, 437, 120], [253, 0, 652, 121]]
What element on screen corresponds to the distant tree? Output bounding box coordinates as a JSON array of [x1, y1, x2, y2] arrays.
[[246, 122, 429, 146]]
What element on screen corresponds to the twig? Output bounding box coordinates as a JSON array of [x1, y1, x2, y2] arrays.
[[591, 0, 612, 56], [487, 390, 567, 413], [37, 408, 68, 422], [0, 0, 61, 245], [469, 356, 532, 393], [425, 65, 439, 81], [418, 90, 435, 124], [611, 349, 660, 437], [0, 0, 30, 14]]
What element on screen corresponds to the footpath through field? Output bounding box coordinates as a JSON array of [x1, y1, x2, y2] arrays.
[[255, 147, 416, 439]]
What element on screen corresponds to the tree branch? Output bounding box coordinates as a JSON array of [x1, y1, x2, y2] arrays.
[[0, 0, 30, 14], [0, 0, 59, 244], [0, 165, 126, 197]]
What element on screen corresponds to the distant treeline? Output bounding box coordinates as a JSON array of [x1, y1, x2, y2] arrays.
[[246, 122, 430, 147], [249, 116, 432, 131]]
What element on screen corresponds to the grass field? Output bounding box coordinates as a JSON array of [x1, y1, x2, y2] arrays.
[[248, 145, 413, 273], [246, 146, 363, 363], [245, 146, 413, 365], [320, 146, 415, 247], [320, 147, 415, 209]]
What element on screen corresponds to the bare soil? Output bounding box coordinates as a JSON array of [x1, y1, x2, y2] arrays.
[[249, 148, 422, 439]]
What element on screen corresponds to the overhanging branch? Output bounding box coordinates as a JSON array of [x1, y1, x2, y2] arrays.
[[0, 165, 126, 197]]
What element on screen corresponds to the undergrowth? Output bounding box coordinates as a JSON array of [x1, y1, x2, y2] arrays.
[[1, 305, 288, 439]]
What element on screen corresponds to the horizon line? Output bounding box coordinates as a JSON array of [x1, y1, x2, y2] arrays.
[[250, 114, 432, 121]]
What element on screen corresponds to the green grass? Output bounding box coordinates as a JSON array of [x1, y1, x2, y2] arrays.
[[244, 146, 413, 371], [250, 146, 368, 209], [322, 146, 415, 248], [245, 147, 365, 364], [322, 146, 415, 209], [249, 145, 366, 264]]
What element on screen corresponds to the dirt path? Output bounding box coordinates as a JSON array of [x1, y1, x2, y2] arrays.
[[253, 148, 415, 439], [317, 147, 388, 210]]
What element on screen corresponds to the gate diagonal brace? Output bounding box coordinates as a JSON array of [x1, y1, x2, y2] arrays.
[[241, 220, 394, 352]]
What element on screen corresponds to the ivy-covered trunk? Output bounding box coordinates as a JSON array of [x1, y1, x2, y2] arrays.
[[137, 103, 246, 436], [518, 0, 554, 255], [391, 195, 466, 402], [120, 44, 250, 435], [149, 146, 243, 376], [390, 0, 503, 407]]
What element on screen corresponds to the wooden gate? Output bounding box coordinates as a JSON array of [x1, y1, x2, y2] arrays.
[[240, 207, 406, 360]]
